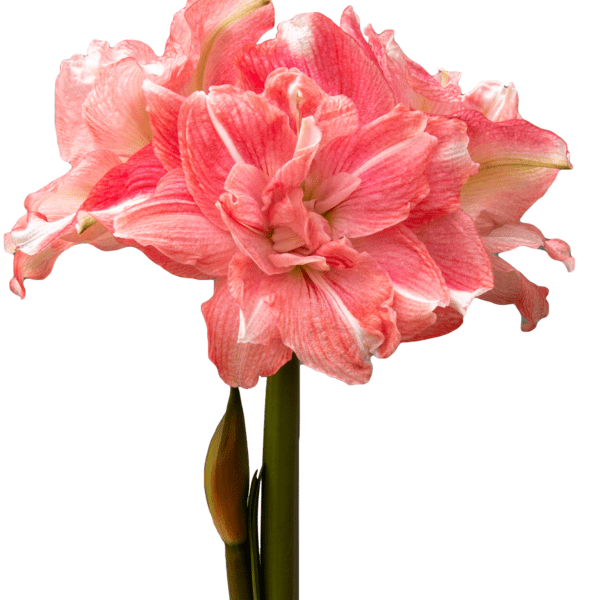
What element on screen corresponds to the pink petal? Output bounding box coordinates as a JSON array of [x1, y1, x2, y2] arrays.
[[258, 254, 399, 384], [480, 255, 550, 332], [317, 106, 437, 237], [238, 12, 396, 124], [6, 150, 122, 256], [143, 81, 185, 171], [417, 211, 494, 314], [55, 40, 158, 164], [83, 58, 153, 160], [462, 81, 520, 122], [113, 169, 237, 277], [184, 0, 275, 91], [81, 145, 167, 233], [262, 68, 360, 146], [201, 276, 292, 388], [483, 222, 575, 272], [407, 306, 465, 342], [25, 150, 122, 220], [456, 110, 572, 231], [179, 92, 235, 230], [405, 115, 479, 229], [352, 223, 450, 339], [206, 87, 297, 177], [364, 25, 462, 114]]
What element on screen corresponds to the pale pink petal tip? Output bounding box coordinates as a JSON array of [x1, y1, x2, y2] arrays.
[[544, 238, 575, 272]]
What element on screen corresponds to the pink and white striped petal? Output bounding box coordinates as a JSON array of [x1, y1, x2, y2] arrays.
[[144, 81, 185, 171], [238, 12, 396, 124], [456, 110, 572, 231], [81, 145, 167, 233], [417, 211, 494, 314], [113, 169, 237, 277], [462, 81, 520, 122], [258, 254, 399, 384], [202, 277, 292, 388], [206, 87, 297, 177], [317, 107, 436, 237]]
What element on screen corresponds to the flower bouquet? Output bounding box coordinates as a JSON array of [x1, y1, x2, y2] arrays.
[[3, 0, 575, 597]]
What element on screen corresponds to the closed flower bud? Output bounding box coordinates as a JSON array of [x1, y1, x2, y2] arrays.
[[204, 387, 250, 546]]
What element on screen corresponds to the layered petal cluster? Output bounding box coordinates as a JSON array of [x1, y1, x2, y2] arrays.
[[93, 68, 492, 386], [5, 0, 274, 297], [335, 8, 574, 331], [5, 0, 572, 386]]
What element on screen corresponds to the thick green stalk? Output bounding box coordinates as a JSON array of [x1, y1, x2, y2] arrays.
[[261, 354, 300, 600], [225, 541, 253, 600]]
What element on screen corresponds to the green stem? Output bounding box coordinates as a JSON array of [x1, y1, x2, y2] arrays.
[[261, 354, 300, 600], [225, 541, 253, 600]]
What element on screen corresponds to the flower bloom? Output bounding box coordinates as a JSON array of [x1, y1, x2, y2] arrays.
[[5, 2, 572, 386]]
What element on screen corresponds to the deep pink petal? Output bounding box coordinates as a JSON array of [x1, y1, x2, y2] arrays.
[[417, 211, 494, 314], [202, 276, 292, 388], [144, 81, 185, 171], [456, 110, 572, 231], [480, 255, 550, 332], [113, 169, 237, 277], [483, 222, 575, 272], [81, 145, 167, 233], [55, 40, 158, 164], [238, 12, 395, 124], [405, 115, 479, 229], [83, 58, 153, 160], [258, 254, 399, 384]]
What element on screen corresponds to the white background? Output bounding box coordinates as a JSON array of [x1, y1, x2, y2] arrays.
[[0, 0, 597, 598]]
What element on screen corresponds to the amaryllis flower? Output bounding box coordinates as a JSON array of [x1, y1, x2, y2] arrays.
[[77, 67, 493, 386], [5, 0, 274, 297]]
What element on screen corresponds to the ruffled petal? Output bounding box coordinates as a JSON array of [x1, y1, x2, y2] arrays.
[[201, 276, 292, 388], [407, 306, 464, 342], [83, 58, 153, 160], [113, 169, 237, 277], [352, 223, 450, 338], [6, 150, 122, 257], [238, 12, 395, 124], [456, 110, 572, 231], [55, 40, 158, 163], [480, 255, 550, 332], [462, 81, 520, 122], [258, 254, 399, 384], [417, 211, 494, 314], [317, 106, 436, 237], [405, 115, 479, 229]]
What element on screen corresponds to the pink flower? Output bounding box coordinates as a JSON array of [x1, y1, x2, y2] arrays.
[[83, 68, 492, 386], [5, 0, 274, 297]]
